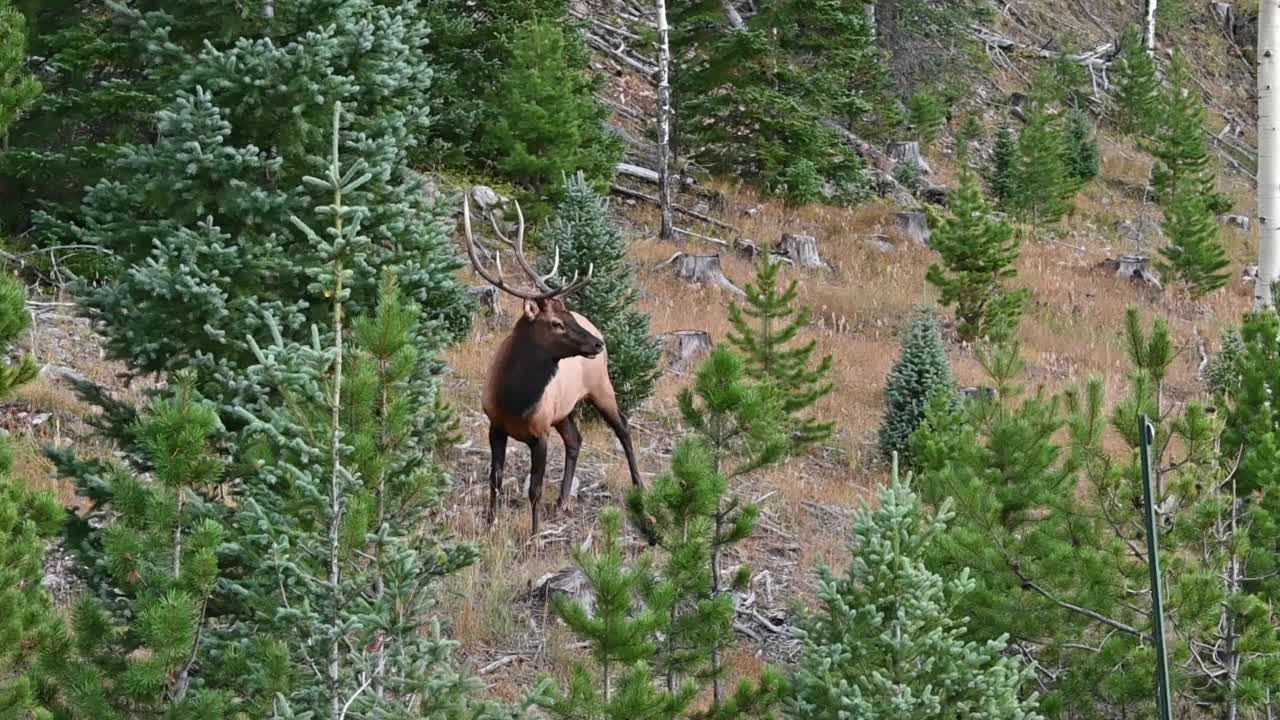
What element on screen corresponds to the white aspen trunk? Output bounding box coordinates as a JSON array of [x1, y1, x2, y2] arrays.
[[864, 2, 876, 39], [656, 0, 675, 241], [1258, 1, 1280, 308], [1144, 0, 1158, 52], [263, 0, 274, 19]]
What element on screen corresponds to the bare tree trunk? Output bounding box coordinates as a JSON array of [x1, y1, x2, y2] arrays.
[[720, 0, 745, 30], [656, 0, 675, 241], [263, 0, 274, 19], [1144, 0, 1158, 52], [1258, 0, 1280, 307]]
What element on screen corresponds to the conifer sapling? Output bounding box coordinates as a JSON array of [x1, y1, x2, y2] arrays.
[[877, 308, 955, 461]]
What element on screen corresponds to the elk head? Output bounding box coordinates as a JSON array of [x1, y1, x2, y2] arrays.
[[462, 193, 600, 360]]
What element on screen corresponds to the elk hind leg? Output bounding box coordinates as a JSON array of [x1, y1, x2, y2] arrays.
[[553, 414, 582, 512], [526, 436, 549, 536], [486, 425, 508, 527]]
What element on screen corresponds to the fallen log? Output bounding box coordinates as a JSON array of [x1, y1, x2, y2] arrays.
[[609, 184, 738, 232]]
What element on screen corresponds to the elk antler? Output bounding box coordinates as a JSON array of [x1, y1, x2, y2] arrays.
[[462, 193, 594, 301]]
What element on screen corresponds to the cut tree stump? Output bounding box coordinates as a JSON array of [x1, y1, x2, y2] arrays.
[[777, 233, 826, 269], [658, 253, 745, 295], [659, 330, 713, 373], [1097, 255, 1162, 290], [888, 141, 932, 176], [895, 212, 931, 246], [734, 237, 762, 260], [467, 285, 500, 316]]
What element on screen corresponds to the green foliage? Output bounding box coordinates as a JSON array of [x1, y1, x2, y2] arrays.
[[1205, 326, 1243, 397], [892, 158, 925, 192], [679, 345, 787, 480], [784, 476, 1043, 720], [541, 509, 690, 719], [1157, 176, 1231, 298], [1111, 29, 1160, 136], [0, 0, 40, 144], [954, 113, 985, 167], [38, 0, 471, 405], [673, 0, 880, 204], [727, 257, 834, 451], [0, 272, 60, 720], [989, 125, 1020, 206], [925, 172, 1028, 343], [484, 20, 621, 223], [1149, 53, 1232, 214], [908, 326, 1280, 718], [540, 173, 660, 415], [907, 92, 947, 147], [877, 308, 954, 461], [1063, 108, 1099, 182], [1010, 85, 1077, 228]]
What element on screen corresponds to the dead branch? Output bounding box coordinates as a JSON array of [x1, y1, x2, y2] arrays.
[[609, 184, 738, 232]]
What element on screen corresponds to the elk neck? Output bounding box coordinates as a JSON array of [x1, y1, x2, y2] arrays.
[[495, 319, 561, 418]]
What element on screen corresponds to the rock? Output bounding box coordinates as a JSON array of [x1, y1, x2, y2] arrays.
[[658, 253, 745, 295], [777, 233, 825, 269], [922, 183, 951, 206], [864, 235, 896, 254], [659, 330, 713, 373], [895, 212, 930, 246], [470, 185, 504, 212], [40, 364, 88, 386], [1220, 214, 1250, 231], [743, 207, 763, 219], [887, 141, 932, 176], [529, 567, 593, 616]]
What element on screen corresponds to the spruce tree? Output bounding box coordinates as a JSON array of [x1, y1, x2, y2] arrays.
[[1158, 176, 1231, 298], [925, 172, 1028, 343], [38, 0, 471, 404], [0, 0, 40, 148], [989, 125, 1020, 207], [877, 308, 954, 461], [726, 257, 834, 451], [1064, 108, 1099, 182], [0, 272, 60, 720], [1011, 84, 1076, 228], [1111, 29, 1160, 136], [1149, 53, 1230, 213], [541, 509, 689, 720], [485, 19, 622, 223], [907, 92, 947, 147], [540, 173, 660, 415], [784, 476, 1043, 720]]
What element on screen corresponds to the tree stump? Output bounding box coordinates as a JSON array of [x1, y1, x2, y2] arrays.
[[658, 330, 713, 373], [922, 183, 951, 207], [658, 253, 745, 295], [467, 285, 500, 316], [733, 237, 762, 260], [1097, 255, 1162, 290], [888, 141, 932, 176], [777, 233, 825, 269], [895, 212, 931, 246]]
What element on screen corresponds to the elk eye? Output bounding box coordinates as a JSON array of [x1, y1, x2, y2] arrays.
[[551, 320, 565, 331]]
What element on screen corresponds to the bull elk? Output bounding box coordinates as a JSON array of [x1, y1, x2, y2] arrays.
[[462, 194, 644, 536]]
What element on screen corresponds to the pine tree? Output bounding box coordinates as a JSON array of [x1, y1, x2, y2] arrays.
[[0, 272, 60, 720], [1064, 108, 1099, 182], [625, 437, 783, 715], [485, 19, 622, 223], [989, 125, 1020, 206], [1158, 176, 1231, 298], [1011, 84, 1076, 228], [38, 0, 471, 406], [877, 308, 955, 461], [1150, 53, 1230, 213], [907, 92, 947, 147], [926, 172, 1028, 343], [726, 257, 834, 451], [0, 0, 40, 148], [1111, 29, 1160, 136], [541, 509, 689, 720], [540, 173, 660, 415], [784, 476, 1043, 720]]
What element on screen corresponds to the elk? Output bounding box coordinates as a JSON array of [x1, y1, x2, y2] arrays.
[[462, 194, 644, 536]]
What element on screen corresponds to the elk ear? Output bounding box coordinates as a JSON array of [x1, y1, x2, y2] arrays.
[[522, 299, 540, 321]]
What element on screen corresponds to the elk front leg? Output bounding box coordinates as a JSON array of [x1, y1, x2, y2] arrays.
[[526, 436, 549, 536], [487, 425, 508, 527], [596, 401, 643, 489], [553, 415, 582, 513]]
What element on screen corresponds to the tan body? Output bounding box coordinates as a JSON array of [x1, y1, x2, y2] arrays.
[[482, 313, 615, 442]]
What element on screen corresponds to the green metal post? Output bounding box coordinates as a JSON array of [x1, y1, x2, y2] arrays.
[[1139, 414, 1174, 720]]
